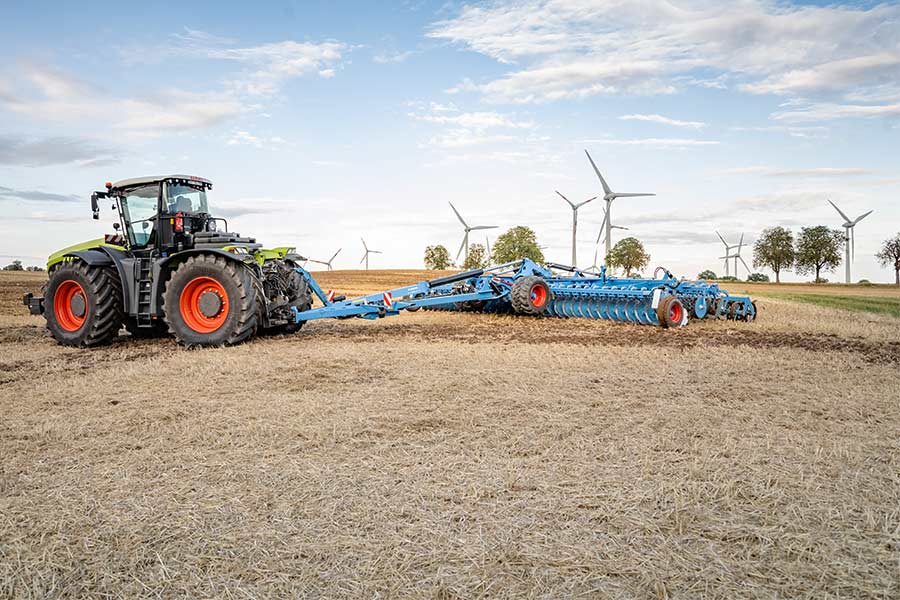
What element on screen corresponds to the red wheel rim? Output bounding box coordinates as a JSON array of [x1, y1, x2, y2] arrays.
[[54, 280, 87, 332], [668, 300, 683, 324], [530, 284, 547, 308], [180, 276, 229, 333]]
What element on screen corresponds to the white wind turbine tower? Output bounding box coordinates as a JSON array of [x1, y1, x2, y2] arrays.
[[556, 190, 596, 267], [309, 248, 341, 271], [359, 238, 382, 270], [828, 199, 873, 284], [585, 149, 655, 256], [716, 231, 750, 277], [449, 202, 497, 264], [589, 207, 628, 271]]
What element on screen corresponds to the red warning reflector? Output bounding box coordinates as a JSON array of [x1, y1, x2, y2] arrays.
[[383, 291, 393, 309], [326, 290, 335, 303]]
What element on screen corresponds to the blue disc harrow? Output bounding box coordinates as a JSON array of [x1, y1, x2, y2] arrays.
[[289, 259, 756, 329]]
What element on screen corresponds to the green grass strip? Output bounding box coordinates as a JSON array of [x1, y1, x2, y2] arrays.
[[755, 292, 900, 318]]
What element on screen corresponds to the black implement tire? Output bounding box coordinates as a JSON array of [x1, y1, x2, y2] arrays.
[[44, 261, 123, 347], [162, 254, 258, 347], [278, 268, 313, 334], [656, 296, 686, 329], [510, 276, 551, 315]]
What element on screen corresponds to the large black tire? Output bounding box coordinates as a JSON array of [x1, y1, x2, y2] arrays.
[[44, 261, 123, 347], [510, 276, 551, 315], [656, 296, 686, 328], [162, 254, 258, 347], [277, 268, 313, 334]]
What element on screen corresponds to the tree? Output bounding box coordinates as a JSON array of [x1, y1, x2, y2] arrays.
[[605, 237, 649, 276], [876, 233, 900, 285], [491, 226, 544, 264], [697, 269, 717, 280], [753, 226, 795, 283], [747, 272, 770, 282], [424, 245, 452, 270], [462, 243, 488, 270], [794, 226, 844, 283], [2, 260, 23, 271]]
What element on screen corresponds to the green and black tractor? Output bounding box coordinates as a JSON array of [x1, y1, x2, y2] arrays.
[[24, 175, 311, 347]]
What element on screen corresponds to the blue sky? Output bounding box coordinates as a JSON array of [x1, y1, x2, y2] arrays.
[[2, 0, 899, 281]]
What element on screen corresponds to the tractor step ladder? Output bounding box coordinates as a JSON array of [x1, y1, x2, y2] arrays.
[[135, 257, 154, 327]]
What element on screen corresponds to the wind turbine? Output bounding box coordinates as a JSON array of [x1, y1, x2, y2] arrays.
[[556, 190, 596, 267], [828, 199, 873, 284], [449, 202, 497, 264], [309, 248, 341, 271], [590, 207, 628, 270], [359, 238, 382, 270], [485, 235, 492, 263], [585, 149, 655, 256], [716, 231, 750, 277]]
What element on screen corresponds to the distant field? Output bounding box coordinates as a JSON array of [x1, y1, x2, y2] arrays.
[[1, 269, 899, 598]]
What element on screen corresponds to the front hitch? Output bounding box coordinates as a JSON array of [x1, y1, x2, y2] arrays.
[[23, 292, 44, 315]]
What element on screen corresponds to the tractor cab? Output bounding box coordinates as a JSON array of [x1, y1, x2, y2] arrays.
[[93, 175, 242, 255]]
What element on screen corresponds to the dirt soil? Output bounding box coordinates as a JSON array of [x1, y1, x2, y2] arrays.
[[1, 270, 898, 598]]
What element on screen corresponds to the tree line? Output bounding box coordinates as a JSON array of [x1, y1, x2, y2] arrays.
[[748, 227, 900, 284], [424, 226, 652, 275]]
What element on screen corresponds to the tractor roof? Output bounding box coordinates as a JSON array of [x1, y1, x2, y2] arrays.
[[110, 175, 212, 191]]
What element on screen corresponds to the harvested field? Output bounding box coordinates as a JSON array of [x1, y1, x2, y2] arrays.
[[1, 270, 899, 598]]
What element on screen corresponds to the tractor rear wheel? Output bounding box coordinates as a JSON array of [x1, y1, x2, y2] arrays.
[[45, 261, 123, 347], [163, 254, 258, 347], [277, 268, 313, 334], [511, 276, 551, 315]]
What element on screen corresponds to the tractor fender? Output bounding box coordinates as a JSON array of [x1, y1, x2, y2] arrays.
[[156, 248, 255, 272], [64, 249, 114, 267]]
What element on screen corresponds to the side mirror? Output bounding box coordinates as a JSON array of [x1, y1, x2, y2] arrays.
[[91, 193, 100, 220], [113, 222, 121, 231]]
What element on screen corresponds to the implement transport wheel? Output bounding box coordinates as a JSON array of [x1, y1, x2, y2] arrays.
[[163, 254, 258, 347], [511, 276, 552, 315], [45, 262, 123, 347], [278, 268, 313, 334], [656, 296, 686, 329]]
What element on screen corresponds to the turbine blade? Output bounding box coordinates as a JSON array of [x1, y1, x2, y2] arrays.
[[470, 225, 498, 231], [716, 231, 728, 247], [584, 150, 612, 195], [456, 237, 466, 261], [360, 253, 367, 264], [371, 250, 383, 254], [851, 227, 855, 261], [612, 225, 629, 230], [612, 192, 655, 198], [827, 199, 852, 224], [575, 197, 597, 209], [361, 237, 368, 251], [330, 248, 342, 262], [739, 232, 744, 248], [852, 209, 873, 225], [555, 190, 575, 209], [448, 202, 468, 227], [739, 256, 751, 272], [597, 209, 609, 244]]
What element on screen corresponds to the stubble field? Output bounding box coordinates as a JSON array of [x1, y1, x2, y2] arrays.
[[1, 270, 899, 598]]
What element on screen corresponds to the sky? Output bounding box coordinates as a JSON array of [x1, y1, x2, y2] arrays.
[[1, 0, 899, 282]]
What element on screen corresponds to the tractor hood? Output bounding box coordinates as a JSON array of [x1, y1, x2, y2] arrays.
[[47, 238, 126, 269]]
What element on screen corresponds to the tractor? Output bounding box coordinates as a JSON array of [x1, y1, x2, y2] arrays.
[[24, 175, 311, 347]]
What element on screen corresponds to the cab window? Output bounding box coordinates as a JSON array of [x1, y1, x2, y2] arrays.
[[166, 183, 209, 214], [123, 185, 159, 247]]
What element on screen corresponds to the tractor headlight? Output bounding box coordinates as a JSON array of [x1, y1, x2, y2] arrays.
[[207, 219, 217, 232]]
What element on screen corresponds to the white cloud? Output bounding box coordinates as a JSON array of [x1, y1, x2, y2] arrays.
[[428, 129, 517, 148], [720, 166, 874, 178], [429, 1, 900, 106], [581, 138, 720, 148], [773, 101, 900, 122], [0, 134, 120, 167], [619, 114, 706, 129], [373, 50, 417, 64], [226, 130, 289, 148], [412, 110, 533, 129]]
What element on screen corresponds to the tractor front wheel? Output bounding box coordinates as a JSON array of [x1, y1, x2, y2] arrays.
[[163, 255, 258, 347], [44, 261, 123, 347]]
